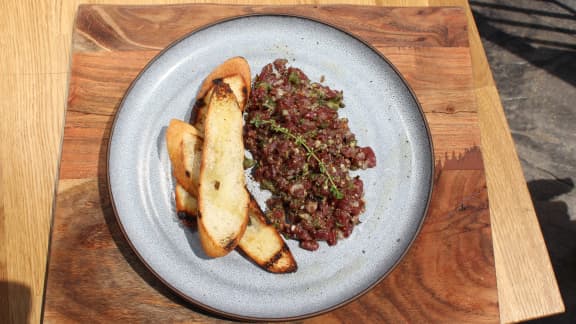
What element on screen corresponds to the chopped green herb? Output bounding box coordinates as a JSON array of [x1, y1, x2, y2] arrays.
[[312, 217, 322, 229], [326, 99, 341, 110], [288, 71, 301, 85], [261, 179, 275, 191], [257, 81, 272, 91], [311, 88, 325, 100], [262, 98, 276, 111], [243, 157, 256, 169]]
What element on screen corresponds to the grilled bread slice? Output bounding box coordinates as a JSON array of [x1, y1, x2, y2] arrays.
[[238, 199, 297, 273], [166, 119, 203, 196], [195, 56, 251, 110], [197, 82, 249, 257], [175, 184, 198, 217], [192, 56, 251, 131]]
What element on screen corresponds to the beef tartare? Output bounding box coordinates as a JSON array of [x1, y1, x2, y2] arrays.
[[244, 59, 376, 251]]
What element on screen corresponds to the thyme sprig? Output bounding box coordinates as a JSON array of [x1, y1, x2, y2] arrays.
[[250, 117, 344, 199]]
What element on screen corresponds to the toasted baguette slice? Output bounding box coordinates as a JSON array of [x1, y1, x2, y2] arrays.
[[166, 119, 203, 196], [175, 184, 198, 217], [196, 57, 251, 109], [238, 200, 298, 273], [198, 82, 249, 257], [192, 56, 251, 129], [194, 75, 248, 132]]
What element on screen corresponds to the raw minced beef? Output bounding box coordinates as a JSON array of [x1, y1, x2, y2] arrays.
[[244, 59, 376, 251]]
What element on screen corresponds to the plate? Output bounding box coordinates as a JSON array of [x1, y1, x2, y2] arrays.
[[108, 15, 433, 321]]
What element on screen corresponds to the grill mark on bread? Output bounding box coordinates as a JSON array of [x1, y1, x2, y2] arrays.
[[194, 98, 206, 109], [224, 237, 238, 251], [212, 78, 223, 86], [264, 244, 292, 271]]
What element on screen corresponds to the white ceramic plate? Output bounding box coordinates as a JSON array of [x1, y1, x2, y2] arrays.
[[108, 15, 433, 321]]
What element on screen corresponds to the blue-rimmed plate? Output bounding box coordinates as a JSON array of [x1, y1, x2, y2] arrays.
[[107, 14, 433, 321]]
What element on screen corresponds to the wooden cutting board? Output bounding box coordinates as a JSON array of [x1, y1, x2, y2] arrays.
[[43, 4, 499, 322]]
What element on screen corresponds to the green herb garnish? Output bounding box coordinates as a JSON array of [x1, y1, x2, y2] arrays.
[[250, 117, 344, 199]]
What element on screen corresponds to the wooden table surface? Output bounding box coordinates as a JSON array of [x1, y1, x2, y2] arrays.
[[0, 1, 564, 323]]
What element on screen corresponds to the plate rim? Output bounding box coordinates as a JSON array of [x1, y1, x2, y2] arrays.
[[106, 13, 435, 322]]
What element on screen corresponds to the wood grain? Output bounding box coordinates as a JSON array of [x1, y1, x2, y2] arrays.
[[0, 1, 563, 324], [45, 164, 497, 323], [42, 4, 499, 322], [72, 5, 469, 52], [475, 86, 564, 320], [429, 0, 564, 320]]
